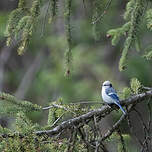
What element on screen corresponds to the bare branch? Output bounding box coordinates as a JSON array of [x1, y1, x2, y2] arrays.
[[142, 86, 152, 91], [43, 103, 76, 115]]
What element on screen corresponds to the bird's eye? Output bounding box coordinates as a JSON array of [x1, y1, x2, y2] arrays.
[[110, 84, 112, 87]]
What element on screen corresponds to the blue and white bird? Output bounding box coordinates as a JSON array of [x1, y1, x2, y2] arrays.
[[101, 81, 126, 115]]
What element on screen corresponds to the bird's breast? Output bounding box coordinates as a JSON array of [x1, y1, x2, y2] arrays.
[[102, 88, 113, 104]]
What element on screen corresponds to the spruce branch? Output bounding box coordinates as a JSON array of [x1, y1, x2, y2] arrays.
[[64, 0, 73, 76], [50, 0, 58, 22], [36, 89, 152, 137], [119, 0, 146, 71], [0, 92, 42, 114], [92, 0, 112, 25]]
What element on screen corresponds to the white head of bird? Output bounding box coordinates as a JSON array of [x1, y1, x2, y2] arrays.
[[102, 81, 112, 89]]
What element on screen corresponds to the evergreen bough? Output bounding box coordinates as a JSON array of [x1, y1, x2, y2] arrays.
[[5, 0, 152, 72]]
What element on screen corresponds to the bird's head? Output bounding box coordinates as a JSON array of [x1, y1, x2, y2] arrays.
[[102, 81, 112, 89]]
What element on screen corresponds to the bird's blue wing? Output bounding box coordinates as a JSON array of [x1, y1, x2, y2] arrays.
[[108, 92, 126, 114], [105, 87, 126, 114], [108, 93, 119, 101], [105, 87, 119, 101]]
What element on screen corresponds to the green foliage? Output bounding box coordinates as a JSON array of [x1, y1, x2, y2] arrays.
[[118, 134, 131, 152], [146, 9, 152, 31], [5, 0, 152, 73], [92, 0, 104, 40], [17, 0, 40, 55], [49, 139, 68, 151], [49, 0, 58, 22], [119, 0, 146, 71], [64, 0, 73, 76], [31, 0, 40, 18], [5, 8, 26, 46], [16, 112, 37, 133], [15, 16, 31, 37], [121, 87, 132, 99], [0, 112, 48, 152], [107, 22, 130, 46], [18, 0, 26, 8], [123, 0, 135, 21], [0, 93, 42, 115], [0, 13, 8, 38], [47, 98, 90, 127], [17, 16, 33, 55], [48, 106, 57, 126], [130, 77, 141, 94], [45, 138, 87, 152], [5, 0, 40, 54], [144, 50, 152, 60], [65, 49, 73, 76], [143, 45, 152, 60], [0, 125, 11, 134]]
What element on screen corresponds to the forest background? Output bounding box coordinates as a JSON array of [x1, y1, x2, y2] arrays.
[[0, 0, 152, 151]]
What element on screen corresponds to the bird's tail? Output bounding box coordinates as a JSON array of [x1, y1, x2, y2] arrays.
[[114, 101, 126, 115]]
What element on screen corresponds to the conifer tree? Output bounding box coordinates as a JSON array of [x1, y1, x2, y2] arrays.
[[1, 0, 152, 151]]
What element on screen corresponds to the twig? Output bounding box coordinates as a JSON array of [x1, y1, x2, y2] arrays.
[[142, 86, 152, 90], [100, 110, 126, 142], [100, 143, 109, 152], [147, 97, 152, 131], [40, 0, 51, 37], [117, 128, 126, 152], [69, 101, 102, 105], [42, 101, 103, 110], [66, 128, 77, 152], [98, 104, 135, 144], [43, 103, 76, 115], [133, 108, 149, 152], [77, 127, 96, 149], [94, 115, 101, 152], [92, 0, 112, 24], [50, 112, 65, 128], [95, 141, 100, 152], [147, 97, 152, 150]]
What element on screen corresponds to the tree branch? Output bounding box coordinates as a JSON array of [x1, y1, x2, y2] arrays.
[[1, 90, 152, 141], [36, 90, 152, 137]]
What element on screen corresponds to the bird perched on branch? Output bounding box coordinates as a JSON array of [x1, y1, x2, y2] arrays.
[[101, 81, 126, 115]]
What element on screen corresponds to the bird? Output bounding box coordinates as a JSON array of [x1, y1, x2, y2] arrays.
[[101, 80, 126, 115]]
